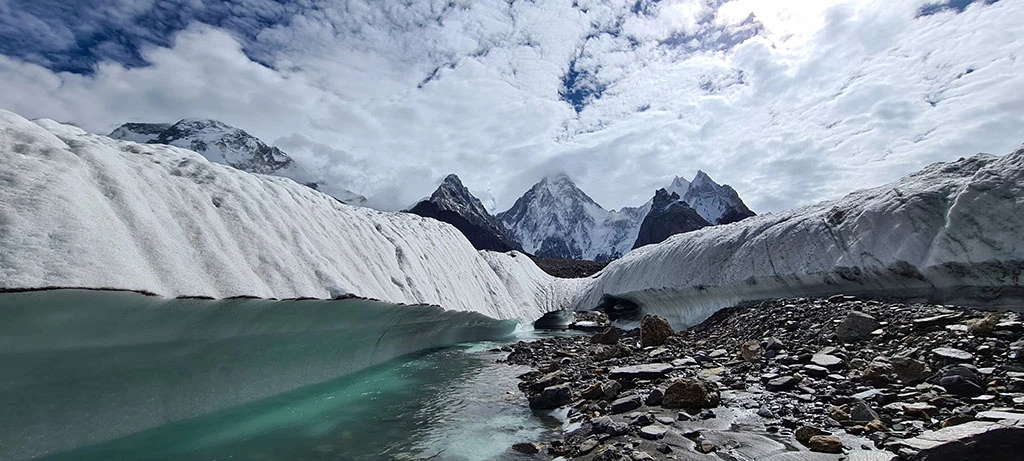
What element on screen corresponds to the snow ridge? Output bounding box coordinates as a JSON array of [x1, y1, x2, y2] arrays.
[[577, 149, 1024, 328], [0, 110, 577, 321]]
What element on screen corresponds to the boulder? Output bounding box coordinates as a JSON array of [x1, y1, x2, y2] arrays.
[[796, 426, 827, 445], [739, 340, 763, 362], [529, 384, 571, 410], [766, 375, 798, 392], [808, 435, 843, 453], [662, 378, 721, 409], [890, 357, 932, 384], [836, 311, 880, 342], [640, 315, 675, 347]]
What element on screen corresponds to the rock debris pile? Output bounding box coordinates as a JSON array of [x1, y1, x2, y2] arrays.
[[502, 296, 1024, 460]]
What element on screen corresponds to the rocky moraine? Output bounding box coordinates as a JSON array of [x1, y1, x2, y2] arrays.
[[500, 297, 1024, 460]]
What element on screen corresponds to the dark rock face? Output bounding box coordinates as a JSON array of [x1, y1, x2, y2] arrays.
[[529, 384, 572, 409], [631, 189, 711, 249], [408, 174, 520, 252], [591, 327, 620, 345]]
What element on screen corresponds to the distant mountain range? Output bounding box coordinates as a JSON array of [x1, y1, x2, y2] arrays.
[[411, 171, 754, 261], [110, 119, 367, 205], [109, 117, 754, 260]]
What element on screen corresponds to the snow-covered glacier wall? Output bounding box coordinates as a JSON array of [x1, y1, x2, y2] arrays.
[[0, 290, 516, 460], [0, 110, 578, 321], [578, 148, 1024, 328]]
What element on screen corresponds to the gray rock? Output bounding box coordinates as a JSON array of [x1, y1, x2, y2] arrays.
[[611, 395, 643, 414], [740, 340, 763, 362], [811, 353, 844, 369], [639, 425, 669, 440], [640, 315, 674, 347], [931, 347, 974, 362], [849, 399, 880, 423], [976, 410, 1024, 422], [893, 420, 1024, 460], [578, 438, 599, 454], [836, 311, 881, 342], [803, 364, 829, 378], [890, 357, 931, 384], [662, 378, 721, 409], [645, 388, 664, 406], [609, 363, 673, 380], [766, 376, 798, 392]]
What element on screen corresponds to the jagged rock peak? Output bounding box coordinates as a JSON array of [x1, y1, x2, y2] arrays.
[[409, 174, 520, 252]]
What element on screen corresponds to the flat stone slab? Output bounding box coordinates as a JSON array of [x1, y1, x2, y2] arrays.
[[610, 363, 673, 380], [639, 425, 669, 440], [894, 420, 1024, 457], [931, 347, 974, 362], [976, 410, 1024, 422], [810, 354, 844, 369]]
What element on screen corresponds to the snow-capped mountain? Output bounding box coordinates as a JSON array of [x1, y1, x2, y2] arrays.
[[497, 174, 646, 261], [109, 119, 367, 205], [577, 147, 1024, 329], [498, 171, 753, 261], [631, 189, 711, 249], [408, 174, 520, 252]]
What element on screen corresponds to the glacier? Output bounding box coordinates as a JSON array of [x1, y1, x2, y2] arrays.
[[576, 149, 1024, 328], [0, 110, 578, 322]]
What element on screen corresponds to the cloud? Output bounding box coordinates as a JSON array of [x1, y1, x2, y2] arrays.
[[0, 0, 1021, 214]]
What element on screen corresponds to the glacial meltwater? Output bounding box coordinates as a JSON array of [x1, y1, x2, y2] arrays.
[[0, 290, 565, 460]]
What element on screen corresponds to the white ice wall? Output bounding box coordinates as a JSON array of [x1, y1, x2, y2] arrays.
[[578, 149, 1024, 328], [0, 110, 578, 321]]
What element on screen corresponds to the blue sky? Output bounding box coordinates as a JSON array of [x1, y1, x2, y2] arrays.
[[0, 0, 1021, 211]]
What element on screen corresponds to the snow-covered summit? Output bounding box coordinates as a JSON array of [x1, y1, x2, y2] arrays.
[[109, 118, 367, 206], [1, 110, 578, 321], [498, 171, 753, 261], [498, 174, 640, 261], [408, 174, 520, 252], [578, 148, 1024, 328]]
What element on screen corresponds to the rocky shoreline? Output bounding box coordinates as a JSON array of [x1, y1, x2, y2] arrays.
[[500, 297, 1024, 460]]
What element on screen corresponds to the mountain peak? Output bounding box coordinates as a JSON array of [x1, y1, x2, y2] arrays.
[[409, 174, 520, 252], [692, 169, 716, 185]]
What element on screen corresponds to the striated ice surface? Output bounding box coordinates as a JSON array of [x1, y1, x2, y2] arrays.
[[0, 110, 579, 321], [577, 148, 1024, 328]]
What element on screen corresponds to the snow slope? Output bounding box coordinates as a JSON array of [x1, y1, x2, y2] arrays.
[[0, 110, 576, 321], [577, 149, 1024, 328]]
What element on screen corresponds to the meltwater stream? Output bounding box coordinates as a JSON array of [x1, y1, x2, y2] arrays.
[[0, 290, 567, 460], [40, 341, 562, 461]]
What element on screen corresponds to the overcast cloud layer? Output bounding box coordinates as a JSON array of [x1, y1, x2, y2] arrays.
[[0, 0, 1021, 212]]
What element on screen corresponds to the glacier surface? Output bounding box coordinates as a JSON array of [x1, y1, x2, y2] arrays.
[[0, 110, 577, 322], [577, 149, 1024, 328]]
